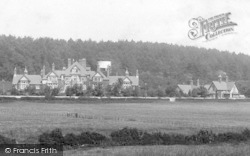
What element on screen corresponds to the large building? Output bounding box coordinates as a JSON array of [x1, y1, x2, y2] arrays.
[[12, 58, 139, 92]]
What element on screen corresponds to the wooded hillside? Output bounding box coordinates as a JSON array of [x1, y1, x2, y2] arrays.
[[0, 35, 250, 90]]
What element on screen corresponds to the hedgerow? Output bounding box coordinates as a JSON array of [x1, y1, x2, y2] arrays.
[[38, 127, 250, 148]]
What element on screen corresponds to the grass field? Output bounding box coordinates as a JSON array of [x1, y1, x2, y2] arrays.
[[64, 144, 250, 156], [0, 100, 250, 144]]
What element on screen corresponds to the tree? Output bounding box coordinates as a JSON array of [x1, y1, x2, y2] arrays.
[[244, 88, 250, 98], [111, 79, 124, 96], [25, 86, 36, 95], [147, 88, 157, 97], [11, 87, 19, 95], [156, 88, 166, 97], [122, 87, 133, 97], [133, 86, 141, 97], [104, 85, 112, 97], [43, 85, 53, 100], [165, 85, 177, 97], [65, 87, 73, 96], [51, 88, 60, 96], [86, 86, 94, 96], [191, 88, 199, 97], [93, 83, 104, 96], [198, 86, 208, 97]]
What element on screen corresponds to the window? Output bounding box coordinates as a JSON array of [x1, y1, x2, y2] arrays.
[[36, 85, 40, 89], [71, 66, 79, 73]]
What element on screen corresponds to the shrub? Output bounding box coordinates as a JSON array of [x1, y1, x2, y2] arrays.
[[39, 132, 55, 145], [161, 133, 171, 145], [141, 132, 163, 145], [242, 128, 250, 139], [51, 88, 60, 96], [25, 86, 36, 95], [93, 84, 104, 97], [216, 132, 247, 143], [65, 87, 73, 96], [88, 132, 107, 144], [64, 133, 79, 146], [195, 130, 216, 144], [78, 132, 107, 145], [147, 88, 157, 97], [39, 128, 64, 145], [110, 127, 143, 145], [122, 87, 133, 97], [156, 88, 166, 97], [11, 87, 19, 95], [132, 86, 141, 97], [78, 132, 95, 145], [165, 85, 177, 97], [170, 134, 187, 145], [0, 135, 16, 144], [43, 85, 53, 100]]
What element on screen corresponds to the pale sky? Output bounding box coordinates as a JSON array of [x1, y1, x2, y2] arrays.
[[0, 0, 249, 54]]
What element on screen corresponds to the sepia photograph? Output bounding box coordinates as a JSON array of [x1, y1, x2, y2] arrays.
[[0, 0, 250, 155]]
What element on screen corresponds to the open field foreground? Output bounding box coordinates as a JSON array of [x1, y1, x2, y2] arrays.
[[64, 144, 250, 156], [0, 101, 250, 143]]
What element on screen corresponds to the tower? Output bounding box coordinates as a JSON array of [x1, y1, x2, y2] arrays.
[[125, 68, 129, 76], [24, 66, 28, 75]]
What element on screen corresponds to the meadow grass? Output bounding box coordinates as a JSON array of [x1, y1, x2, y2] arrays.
[[0, 101, 250, 143], [64, 143, 250, 156]]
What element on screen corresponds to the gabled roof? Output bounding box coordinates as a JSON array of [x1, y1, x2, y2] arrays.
[[64, 61, 88, 76], [44, 71, 59, 78], [42, 61, 95, 79], [211, 81, 235, 91], [177, 84, 199, 95], [12, 74, 41, 85], [54, 70, 65, 77], [204, 84, 210, 89], [92, 70, 108, 80], [108, 76, 139, 86]]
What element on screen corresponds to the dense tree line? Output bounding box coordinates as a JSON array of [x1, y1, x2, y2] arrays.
[[1, 35, 250, 93]]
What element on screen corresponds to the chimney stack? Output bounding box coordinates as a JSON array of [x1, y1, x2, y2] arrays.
[[225, 75, 228, 83], [197, 79, 200, 87], [97, 63, 100, 72], [52, 63, 55, 71], [136, 69, 139, 78], [68, 58, 71, 68], [14, 67, 17, 77], [42, 65, 45, 78], [190, 79, 193, 86], [218, 75, 222, 83], [79, 58, 86, 68], [107, 65, 110, 77], [190, 79, 194, 90], [40, 69, 43, 77]]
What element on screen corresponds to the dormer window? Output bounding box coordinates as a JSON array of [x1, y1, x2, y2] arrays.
[[71, 66, 79, 73]]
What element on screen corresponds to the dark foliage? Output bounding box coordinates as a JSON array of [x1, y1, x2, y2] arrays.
[[39, 128, 64, 146], [0, 135, 16, 144], [2, 35, 250, 94], [38, 127, 250, 148], [110, 127, 143, 145]]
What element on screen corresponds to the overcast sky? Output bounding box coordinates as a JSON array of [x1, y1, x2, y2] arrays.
[[0, 0, 249, 54]]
